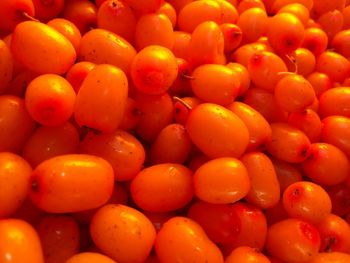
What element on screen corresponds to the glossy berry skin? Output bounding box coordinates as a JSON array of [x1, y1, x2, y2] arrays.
[[0, 40, 13, 95], [90, 204, 156, 263], [65, 252, 117, 263], [79, 130, 145, 181], [29, 154, 114, 213], [283, 181, 332, 224], [0, 219, 44, 263], [317, 213, 350, 253], [265, 123, 311, 163], [266, 219, 321, 263], [0, 152, 32, 218], [302, 143, 350, 186], [131, 163, 193, 212], [0, 0, 35, 33], [194, 157, 250, 204], [25, 74, 76, 127], [74, 64, 128, 133], [78, 28, 136, 75], [11, 21, 76, 75], [186, 103, 249, 158], [241, 152, 280, 209], [321, 116, 350, 157], [225, 246, 271, 263], [227, 102, 271, 151], [36, 215, 80, 263], [131, 45, 178, 95], [0, 95, 36, 153], [187, 201, 241, 245], [155, 216, 224, 263]]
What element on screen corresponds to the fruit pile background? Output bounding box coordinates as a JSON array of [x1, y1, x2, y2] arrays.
[[1, 0, 350, 262]]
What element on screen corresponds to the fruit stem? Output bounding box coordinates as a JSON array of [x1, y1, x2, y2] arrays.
[[21, 12, 39, 22], [173, 96, 192, 111]]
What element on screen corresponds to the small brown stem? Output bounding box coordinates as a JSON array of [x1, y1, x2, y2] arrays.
[[21, 12, 39, 22], [181, 73, 195, 80], [173, 96, 192, 111], [285, 53, 298, 74]]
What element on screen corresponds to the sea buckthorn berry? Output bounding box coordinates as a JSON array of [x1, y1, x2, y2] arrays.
[[172, 31, 191, 59], [226, 62, 251, 96], [321, 116, 350, 157], [123, 0, 164, 13], [0, 39, 13, 95], [287, 109, 322, 143], [227, 101, 271, 151], [25, 74, 76, 127], [134, 13, 174, 50], [318, 87, 350, 118], [332, 30, 350, 59], [134, 92, 174, 142], [316, 51, 350, 83], [266, 219, 321, 263], [307, 252, 350, 263], [47, 18, 82, 53], [283, 181, 332, 224], [302, 27, 328, 57], [78, 28, 136, 75], [312, 0, 345, 17], [187, 201, 241, 244], [131, 163, 193, 212], [302, 143, 350, 186], [220, 23, 242, 53], [277, 3, 310, 25], [306, 72, 332, 98], [11, 21, 76, 75], [271, 158, 303, 193], [79, 129, 145, 181], [243, 87, 288, 123], [0, 219, 44, 263], [149, 123, 192, 164], [221, 202, 267, 251], [0, 95, 36, 153], [247, 51, 288, 92], [97, 0, 136, 43], [22, 122, 80, 168], [65, 252, 117, 263], [317, 213, 350, 253], [74, 64, 128, 133], [32, 0, 65, 21], [155, 217, 224, 263], [231, 42, 271, 67], [0, 152, 32, 218], [62, 0, 98, 35], [266, 13, 305, 54], [131, 45, 178, 95], [177, 0, 222, 33], [191, 64, 240, 106], [29, 154, 114, 213], [156, 2, 177, 28], [225, 246, 271, 263], [0, 0, 35, 33], [236, 7, 268, 43], [265, 123, 311, 163], [317, 9, 344, 40], [65, 61, 96, 93], [274, 74, 316, 113], [241, 152, 280, 209], [194, 157, 250, 204], [187, 21, 224, 68], [186, 103, 249, 158], [36, 215, 80, 263], [271, 0, 313, 13], [90, 204, 156, 263]]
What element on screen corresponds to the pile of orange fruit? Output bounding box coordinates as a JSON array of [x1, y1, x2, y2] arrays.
[[1, 0, 350, 262]]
